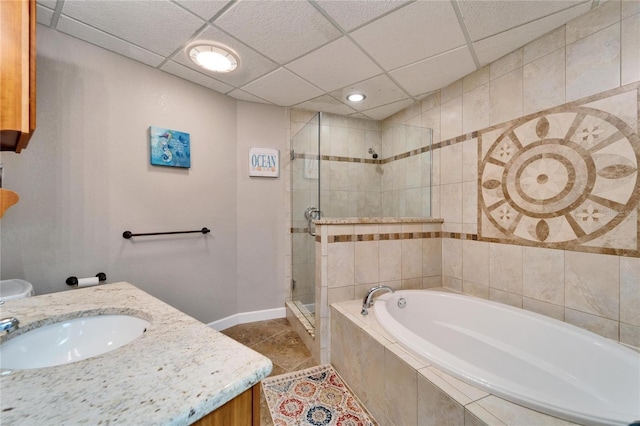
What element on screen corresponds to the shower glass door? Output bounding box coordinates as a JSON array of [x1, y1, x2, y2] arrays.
[[290, 112, 320, 329]]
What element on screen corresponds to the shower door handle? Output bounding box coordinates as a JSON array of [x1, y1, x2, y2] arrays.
[[304, 207, 321, 237]]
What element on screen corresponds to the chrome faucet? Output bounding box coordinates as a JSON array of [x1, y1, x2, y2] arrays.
[[0, 317, 19, 334], [361, 285, 394, 315]]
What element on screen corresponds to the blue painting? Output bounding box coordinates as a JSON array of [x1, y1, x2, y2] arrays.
[[149, 126, 191, 168]]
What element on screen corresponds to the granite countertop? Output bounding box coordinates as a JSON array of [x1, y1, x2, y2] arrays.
[[0, 282, 273, 425]]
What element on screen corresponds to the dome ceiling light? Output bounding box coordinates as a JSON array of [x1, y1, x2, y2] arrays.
[[187, 42, 238, 73]]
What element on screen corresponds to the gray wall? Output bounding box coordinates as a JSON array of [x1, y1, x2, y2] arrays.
[[235, 101, 288, 313], [0, 26, 287, 324]]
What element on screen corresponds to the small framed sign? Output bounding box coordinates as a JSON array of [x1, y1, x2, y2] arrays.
[[249, 147, 279, 178]]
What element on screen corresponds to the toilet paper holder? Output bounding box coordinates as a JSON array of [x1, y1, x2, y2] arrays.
[[66, 272, 107, 287]]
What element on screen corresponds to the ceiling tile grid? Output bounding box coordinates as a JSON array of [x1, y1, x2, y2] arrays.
[[214, 0, 342, 64], [329, 74, 411, 111], [36, 3, 55, 26], [313, 0, 411, 32], [226, 89, 271, 104], [172, 25, 279, 88], [390, 46, 477, 97], [472, 1, 593, 66], [56, 15, 166, 67], [294, 94, 358, 116], [38, 0, 58, 9], [173, 0, 230, 21], [459, 0, 589, 41], [241, 68, 325, 107], [349, 1, 467, 70], [60, 0, 206, 56], [35, 0, 600, 120], [285, 36, 382, 93], [160, 60, 235, 93]]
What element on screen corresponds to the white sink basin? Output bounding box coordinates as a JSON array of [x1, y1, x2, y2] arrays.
[[1, 315, 150, 370]]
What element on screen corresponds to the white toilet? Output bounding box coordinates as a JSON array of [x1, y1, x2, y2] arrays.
[[0, 279, 35, 302]]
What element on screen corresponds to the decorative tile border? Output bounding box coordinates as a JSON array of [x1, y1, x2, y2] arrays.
[[315, 218, 442, 224], [291, 227, 311, 234], [478, 82, 640, 257], [376, 130, 477, 164], [293, 152, 379, 164], [293, 131, 478, 165], [315, 231, 478, 243], [424, 132, 478, 155]]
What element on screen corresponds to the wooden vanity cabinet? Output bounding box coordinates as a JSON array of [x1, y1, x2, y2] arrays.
[[1, 0, 36, 153], [191, 384, 261, 426]]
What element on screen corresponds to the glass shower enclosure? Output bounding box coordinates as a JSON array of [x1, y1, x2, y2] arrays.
[[290, 113, 320, 328], [290, 111, 433, 332]]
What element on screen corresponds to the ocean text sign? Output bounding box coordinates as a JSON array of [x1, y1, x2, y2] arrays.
[[249, 147, 279, 178]]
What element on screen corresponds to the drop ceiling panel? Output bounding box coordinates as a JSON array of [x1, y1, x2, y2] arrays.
[[241, 68, 324, 106], [294, 95, 357, 116], [350, 1, 466, 70], [227, 89, 271, 104], [314, 0, 411, 32], [391, 46, 476, 96], [61, 0, 205, 56], [473, 1, 593, 66], [458, 0, 589, 42], [329, 74, 410, 111], [56, 16, 165, 67], [214, 0, 342, 64], [360, 99, 415, 120], [286, 37, 382, 92], [173, 0, 231, 21], [36, 0, 57, 10], [173, 25, 278, 87], [36, 4, 55, 26], [161, 61, 234, 93], [622, 1, 640, 19]]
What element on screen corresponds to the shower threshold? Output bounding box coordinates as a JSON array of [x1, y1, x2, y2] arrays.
[[287, 300, 315, 338]]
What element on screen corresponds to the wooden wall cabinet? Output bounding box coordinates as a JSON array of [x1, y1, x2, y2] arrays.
[[1, 0, 36, 153]]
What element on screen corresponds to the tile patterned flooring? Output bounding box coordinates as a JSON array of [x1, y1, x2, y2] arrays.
[[220, 318, 317, 426]]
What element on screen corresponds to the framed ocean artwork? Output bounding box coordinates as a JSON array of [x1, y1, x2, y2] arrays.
[[149, 126, 191, 168]]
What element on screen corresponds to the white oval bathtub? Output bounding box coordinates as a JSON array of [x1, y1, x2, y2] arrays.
[[374, 290, 640, 426]]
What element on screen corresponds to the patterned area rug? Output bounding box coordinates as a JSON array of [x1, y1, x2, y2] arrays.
[[262, 364, 375, 426]]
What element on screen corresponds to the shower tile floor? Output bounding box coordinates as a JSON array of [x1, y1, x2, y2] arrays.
[[220, 318, 317, 425]]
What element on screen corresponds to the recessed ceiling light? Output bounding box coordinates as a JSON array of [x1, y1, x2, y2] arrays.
[[346, 93, 366, 102], [187, 42, 238, 73]]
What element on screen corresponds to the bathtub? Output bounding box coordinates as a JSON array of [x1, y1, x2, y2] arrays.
[[374, 290, 640, 426]]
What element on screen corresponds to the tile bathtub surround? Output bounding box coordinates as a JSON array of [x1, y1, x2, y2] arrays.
[[311, 219, 444, 363], [451, 238, 640, 347], [378, 1, 640, 349], [330, 300, 582, 426], [0, 282, 273, 425]]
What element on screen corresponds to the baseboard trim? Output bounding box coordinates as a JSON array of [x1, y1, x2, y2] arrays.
[[208, 307, 286, 331]]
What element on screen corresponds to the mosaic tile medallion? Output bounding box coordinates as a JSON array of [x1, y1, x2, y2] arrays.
[[479, 86, 640, 255]]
